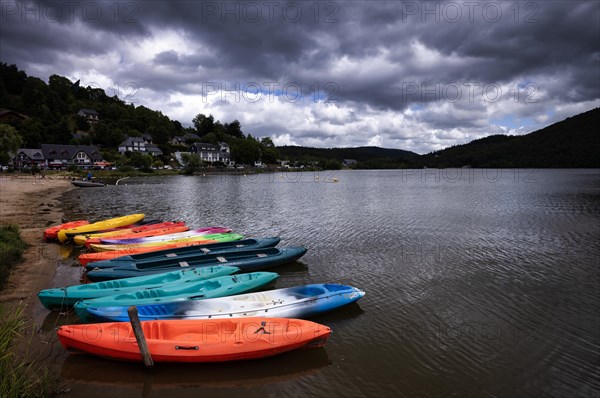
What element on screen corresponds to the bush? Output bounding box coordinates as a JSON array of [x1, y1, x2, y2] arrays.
[[0, 225, 27, 288], [0, 305, 51, 398]]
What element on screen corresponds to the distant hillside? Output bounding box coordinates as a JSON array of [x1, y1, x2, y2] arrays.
[[419, 108, 600, 168], [278, 146, 419, 168]]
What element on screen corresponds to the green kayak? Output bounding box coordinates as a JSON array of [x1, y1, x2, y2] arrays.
[[38, 266, 241, 310], [74, 272, 278, 322]]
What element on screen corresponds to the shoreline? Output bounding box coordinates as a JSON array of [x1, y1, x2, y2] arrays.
[[0, 175, 75, 308]]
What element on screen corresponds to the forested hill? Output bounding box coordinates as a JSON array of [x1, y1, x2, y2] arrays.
[[418, 108, 600, 168], [277, 146, 419, 169], [1, 62, 598, 169]]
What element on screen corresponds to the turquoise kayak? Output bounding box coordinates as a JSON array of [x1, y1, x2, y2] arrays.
[[38, 266, 240, 311], [86, 247, 307, 282], [86, 284, 365, 322], [74, 272, 279, 322], [86, 237, 281, 270]]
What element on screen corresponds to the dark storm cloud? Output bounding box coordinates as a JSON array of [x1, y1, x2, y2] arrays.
[[0, 0, 598, 149]]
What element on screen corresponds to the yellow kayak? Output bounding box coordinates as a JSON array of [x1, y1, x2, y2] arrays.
[[57, 214, 145, 242]]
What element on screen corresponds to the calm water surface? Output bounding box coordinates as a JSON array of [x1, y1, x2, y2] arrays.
[[43, 169, 599, 397]]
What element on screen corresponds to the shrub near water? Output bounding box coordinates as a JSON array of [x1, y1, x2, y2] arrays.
[[0, 225, 27, 288]]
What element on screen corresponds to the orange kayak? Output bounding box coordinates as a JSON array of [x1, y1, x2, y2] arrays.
[[44, 220, 89, 241], [83, 223, 189, 247], [78, 234, 244, 266], [57, 318, 331, 363]]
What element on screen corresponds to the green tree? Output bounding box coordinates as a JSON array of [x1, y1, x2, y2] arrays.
[[180, 152, 203, 175], [224, 120, 243, 138], [193, 113, 214, 136], [22, 77, 50, 120], [259, 136, 279, 164], [202, 132, 218, 145], [231, 136, 261, 165], [19, 119, 44, 148], [0, 124, 23, 164], [128, 152, 153, 171]]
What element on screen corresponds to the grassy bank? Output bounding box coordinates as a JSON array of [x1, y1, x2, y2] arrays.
[[0, 226, 51, 397], [0, 306, 51, 398], [0, 225, 27, 288]]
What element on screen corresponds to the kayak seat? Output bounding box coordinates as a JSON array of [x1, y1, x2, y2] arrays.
[[142, 321, 164, 340]]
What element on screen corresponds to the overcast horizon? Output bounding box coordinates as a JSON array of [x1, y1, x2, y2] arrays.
[[1, 0, 599, 154]]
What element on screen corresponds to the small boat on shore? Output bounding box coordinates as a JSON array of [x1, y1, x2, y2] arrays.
[[86, 283, 365, 322], [44, 220, 89, 241], [90, 229, 243, 252], [71, 180, 105, 188], [85, 247, 307, 281], [73, 221, 189, 246], [57, 214, 145, 242], [37, 266, 240, 310], [57, 318, 331, 362], [74, 272, 279, 322], [78, 234, 246, 265], [86, 237, 282, 270], [98, 227, 232, 245], [79, 237, 281, 268]]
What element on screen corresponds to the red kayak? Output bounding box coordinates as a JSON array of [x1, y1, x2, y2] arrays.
[[57, 318, 331, 363], [78, 234, 243, 266], [44, 220, 89, 241], [82, 222, 189, 247]]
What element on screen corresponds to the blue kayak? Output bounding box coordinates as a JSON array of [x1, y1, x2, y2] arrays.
[[86, 284, 365, 322], [87, 237, 281, 270], [38, 266, 240, 310], [86, 247, 307, 282], [74, 272, 279, 322]]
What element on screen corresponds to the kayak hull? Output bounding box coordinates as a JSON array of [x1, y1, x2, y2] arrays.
[[89, 230, 234, 252], [85, 247, 306, 281], [74, 272, 278, 322], [57, 214, 145, 242], [87, 284, 364, 322], [72, 221, 188, 246], [87, 237, 282, 270], [78, 234, 245, 266], [37, 266, 240, 310], [57, 318, 331, 362], [99, 227, 232, 245], [44, 220, 89, 241]]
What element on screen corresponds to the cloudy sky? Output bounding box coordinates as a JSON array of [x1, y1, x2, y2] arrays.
[[1, 0, 599, 153]]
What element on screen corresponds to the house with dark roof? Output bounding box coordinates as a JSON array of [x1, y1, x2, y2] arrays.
[[142, 134, 153, 144], [189, 142, 232, 164], [77, 109, 99, 124], [12, 148, 44, 168], [172, 132, 201, 145], [118, 136, 145, 153], [41, 144, 103, 167], [118, 136, 162, 156], [145, 144, 163, 157], [0, 109, 29, 122]]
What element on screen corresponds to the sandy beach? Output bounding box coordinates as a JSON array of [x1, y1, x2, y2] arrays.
[[0, 174, 75, 307]]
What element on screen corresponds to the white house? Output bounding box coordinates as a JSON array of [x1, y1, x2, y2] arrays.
[[189, 142, 232, 164]]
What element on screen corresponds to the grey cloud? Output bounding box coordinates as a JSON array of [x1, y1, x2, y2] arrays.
[[0, 0, 598, 151]]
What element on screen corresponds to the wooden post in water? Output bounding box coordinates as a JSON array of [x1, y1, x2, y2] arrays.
[[128, 305, 154, 369]]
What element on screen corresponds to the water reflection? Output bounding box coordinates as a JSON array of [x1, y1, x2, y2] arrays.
[[61, 348, 331, 397]]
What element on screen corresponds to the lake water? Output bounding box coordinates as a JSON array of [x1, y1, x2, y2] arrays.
[[47, 169, 599, 397]]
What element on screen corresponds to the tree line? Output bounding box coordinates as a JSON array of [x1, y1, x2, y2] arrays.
[[0, 63, 279, 168]]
